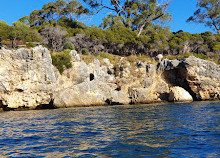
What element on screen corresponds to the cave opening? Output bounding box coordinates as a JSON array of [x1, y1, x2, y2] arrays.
[[90, 73, 94, 81], [0, 100, 11, 111], [162, 68, 198, 101], [35, 99, 56, 110]]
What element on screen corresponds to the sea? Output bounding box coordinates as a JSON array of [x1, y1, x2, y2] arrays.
[[0, 101, 219, 158]]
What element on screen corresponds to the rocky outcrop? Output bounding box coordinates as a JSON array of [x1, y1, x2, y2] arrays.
[[168, 86, 193, 102], [54, 80, 130, 108], [0, 46, 56, 109], [183, 56, 220, 100], [130, 88, 161, 104], [54, 80, 112, 107], [53, 57, 129, 107], [0, 46, 219, 110], [160, 56, 220, 101], [157, 58, 182, 71]]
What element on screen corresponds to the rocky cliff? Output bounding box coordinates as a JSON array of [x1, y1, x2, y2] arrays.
[[0, 46, 56, 110], [0, 46, 219, 110]]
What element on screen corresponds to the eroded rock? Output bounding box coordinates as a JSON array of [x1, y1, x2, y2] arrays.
[[0, 46, 219, 110], [168, 86, 193, 102], [0, 46, 56, 109], [54, 80, 129, 107], [183, 56, 220, 100]]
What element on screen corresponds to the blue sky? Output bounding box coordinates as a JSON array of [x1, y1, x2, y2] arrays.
[[0, 0, 215, 34]]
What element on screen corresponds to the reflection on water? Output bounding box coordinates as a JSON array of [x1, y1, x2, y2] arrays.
[[0, 102, 219, 157]]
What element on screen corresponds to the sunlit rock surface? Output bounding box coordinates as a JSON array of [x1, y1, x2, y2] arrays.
[[183, 56, 220, 100], [168, 86, 193, 102], [0, 46, 56, 109], [0, 46, 219, 110]]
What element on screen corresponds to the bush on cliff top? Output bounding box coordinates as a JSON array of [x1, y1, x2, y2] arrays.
[[51, 49, 72, 74]]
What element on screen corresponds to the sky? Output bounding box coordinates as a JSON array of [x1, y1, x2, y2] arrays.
[[0, 0, 215, 34]]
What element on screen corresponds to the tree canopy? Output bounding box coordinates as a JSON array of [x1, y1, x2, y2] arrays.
[[187, 0, 220, 34], [83, 0, 171, 36], [27, 0, 89, 27], [0, 0, 220, 65]]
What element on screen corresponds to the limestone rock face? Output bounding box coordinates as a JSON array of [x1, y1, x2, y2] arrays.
[[183, 56, 220, 100], [160, 56, 220, 101], [158, 59, 181, 71], [129, 71, 169, 104], [0, 46, 219, 110], [0, 46, 56, 109], [54, 80, 111, 107], [54, 80, 130, 108], [130, 88, 161, 104], [54, 53, 131, 107], [54, 57, 115, 92], [168, 86, 193, 102]]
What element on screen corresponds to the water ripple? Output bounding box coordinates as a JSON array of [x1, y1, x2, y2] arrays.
[[0, 102, 219, 157]]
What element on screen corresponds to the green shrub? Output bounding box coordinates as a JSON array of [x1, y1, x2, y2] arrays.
[[26, 42, 35, 48], [81, 48, 89, 55], [211, 53, 219, 58], [51, 50, 72, 74], [181, 52, 193, 58], [98, 52, 120, 64], [105, 26, 138, 44], [213, 42, 220, 51], [194, 53, 208, 60], [63, 42, 75, 50]]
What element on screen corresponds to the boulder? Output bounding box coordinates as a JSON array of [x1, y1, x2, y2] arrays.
[[110, 90, 130, 105], [103, 58, 111, 66], [156, 54, 163, 62], [168, 86, 193, 102], [158, 59, 181, 71], [130, 88, 161, 104], [70, 50, 80, 62], [54, 80, 111, 108]]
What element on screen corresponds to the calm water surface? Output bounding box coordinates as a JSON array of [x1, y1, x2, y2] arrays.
[[0, 102, 219, 158]]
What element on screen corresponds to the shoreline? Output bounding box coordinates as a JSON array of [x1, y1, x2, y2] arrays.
[[1, 100, 219, 112], [0, 46, 219, 111]]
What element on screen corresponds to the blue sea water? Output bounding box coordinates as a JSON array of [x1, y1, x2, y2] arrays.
[[0, 101, 219, 158]]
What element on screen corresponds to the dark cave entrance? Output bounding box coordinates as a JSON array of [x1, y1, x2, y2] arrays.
[[162, 68, 198, 101], [90, 73, 94, 81], [35, 99, 56, 110], [0, 100, 10, 111]]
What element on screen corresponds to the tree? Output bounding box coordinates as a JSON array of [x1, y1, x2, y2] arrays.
[[84, 0, 171, 36], [41, 0, 67, 22], [63, 1, 89, 20], [187, 0, 220, 34], [29, 10, 47, 27], [29, 0, 89, 27], [8, 21, 42, 42], [40, 25, 67, 52], [10, 21, 29, 41], [0, 21, 11, 39], [18, 16, 30, 25]]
